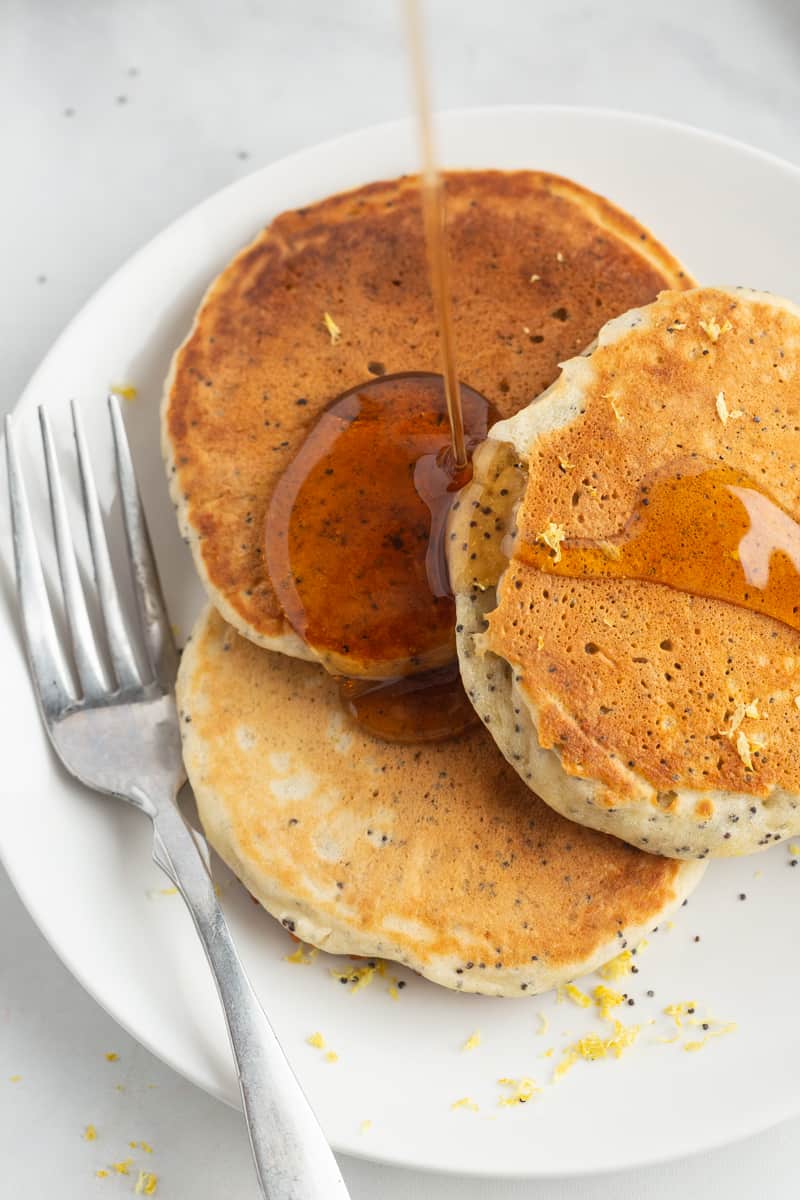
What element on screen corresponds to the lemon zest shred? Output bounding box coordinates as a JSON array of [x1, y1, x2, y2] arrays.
[[83, 1125, 97, 1142], [709, 1021, 737, 1039], [112, 1159, 133, 1176], [95, 1169, 109, 1179], [325, 1051, 339, 1063], [536, 1012, 549, 1036], [359, 1119, 373, 1133], [306, 1032, 326, 1050], [111, 383, 138, 401], [451, 1096, 479, 1112], [104, 1053, 119, 1063], [699, 316, 733, 342], [323, 311, 341, 344], [715, 390, 729, 424], [598, 950, 634, 980], [736, 730, 754, 771], [498, 1076, 538, 1106], [593, 984, 625, 1020], [286, 943, 318, 966], [134, 1170, 159, 1195], [720, 703, 746, 739], [537, 522, 566, 563], [555, 1019, 640, 1079], [560, 983, 591, 1008], [664, 1000, 697, 1029], [553, 1051, 578, 1081], [462, 1031, 482, 1052], [330, 958, 388, 993]]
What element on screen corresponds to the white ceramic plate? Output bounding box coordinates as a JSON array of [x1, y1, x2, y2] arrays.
[[3, 107, 800, 1179]]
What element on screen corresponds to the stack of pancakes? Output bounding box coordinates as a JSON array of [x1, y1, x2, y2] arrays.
[[164, 170, 799, 997]]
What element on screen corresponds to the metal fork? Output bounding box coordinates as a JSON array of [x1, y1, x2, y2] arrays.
[[4, 397, 350, 1200]]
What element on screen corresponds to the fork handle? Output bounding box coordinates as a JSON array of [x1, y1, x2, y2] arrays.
[[150, 801, 351, 1200]]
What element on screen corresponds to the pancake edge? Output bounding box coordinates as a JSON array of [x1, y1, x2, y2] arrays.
[[455, 286, 800, 860], [177, 604, 705, 997]]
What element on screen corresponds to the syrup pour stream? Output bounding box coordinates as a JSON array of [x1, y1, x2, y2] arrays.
[[265, 0, 486, 743], [405, 0, 468, 472]]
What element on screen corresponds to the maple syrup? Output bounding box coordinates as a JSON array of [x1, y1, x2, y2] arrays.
[[339, 661, 478, 742], [265, 372, 490, 678], [516, 462, 800, 631]]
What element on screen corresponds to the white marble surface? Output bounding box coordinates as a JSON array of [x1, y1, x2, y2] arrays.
[[3, 1, 800, 1196]]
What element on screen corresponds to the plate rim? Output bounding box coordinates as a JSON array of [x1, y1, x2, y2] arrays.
[[4, 103, 800, 1179]]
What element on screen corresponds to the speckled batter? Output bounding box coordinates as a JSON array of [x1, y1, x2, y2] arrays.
[[451, 287, 800, 859], [176, 605, 704, 996]]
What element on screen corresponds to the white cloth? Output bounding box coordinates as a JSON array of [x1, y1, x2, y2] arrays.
[[3, 1, 800, 1194]]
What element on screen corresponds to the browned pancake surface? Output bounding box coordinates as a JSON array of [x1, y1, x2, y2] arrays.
[[164, 170, 692, 651]]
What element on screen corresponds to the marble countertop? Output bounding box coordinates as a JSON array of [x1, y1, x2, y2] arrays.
[[3, 1, 800, 1196]]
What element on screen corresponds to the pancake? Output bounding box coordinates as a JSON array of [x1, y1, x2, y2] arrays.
[[450, 286, 800, 860], [163, 170, 692, 666], [176, 604, 705, 996]]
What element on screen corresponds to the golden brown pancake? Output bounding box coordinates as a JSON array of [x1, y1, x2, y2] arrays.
[[163, 170, 693, 664], [450, 286, 800, 859], [176, 605, 704, 996]]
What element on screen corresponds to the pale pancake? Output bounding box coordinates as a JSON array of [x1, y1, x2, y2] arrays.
[[177, 605, 704, 996], [163, 170, 692, 666], [450, 287, 800, 859]]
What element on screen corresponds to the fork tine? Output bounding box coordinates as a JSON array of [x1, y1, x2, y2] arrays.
[[5, 414, 76, 716], [71, 400, 143, 692], [109, 395, 178, 689], [39, 407, 109, 700]]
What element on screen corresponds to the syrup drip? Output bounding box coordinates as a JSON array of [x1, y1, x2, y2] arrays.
[[265, 373, 491, 692], [516, 463, 800, 631], [339, 661, 478, 743]]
